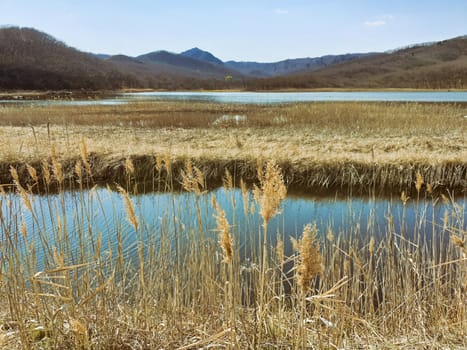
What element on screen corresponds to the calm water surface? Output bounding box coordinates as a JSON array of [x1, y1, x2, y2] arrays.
[[123, 91, 467, 104], [1, 91, 467, 106], [1, 188, 464, 268]]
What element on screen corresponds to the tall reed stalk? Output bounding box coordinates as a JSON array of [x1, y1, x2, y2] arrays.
[[0, 150, 465, 349]]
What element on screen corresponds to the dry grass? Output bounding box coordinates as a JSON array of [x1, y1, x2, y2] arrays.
[[0, 158, 465, 349], [0, 101, 465, 193]]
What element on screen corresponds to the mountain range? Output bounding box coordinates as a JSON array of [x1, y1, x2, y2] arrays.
[[0, 26, 466, 90]]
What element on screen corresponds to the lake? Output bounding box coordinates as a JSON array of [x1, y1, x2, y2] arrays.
[[1, 91, 467, 106], [2, 187, 464, 269], [123, 91, 467, 104]]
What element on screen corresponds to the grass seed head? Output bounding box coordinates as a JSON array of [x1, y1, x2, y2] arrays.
[[75, 160, 83, 180], [42, 160, 51, 186], [212, 197, 233, 263], [223, 169, 233, 189], [259, 161, 287, 224], [26, 164, 38, 183], [117, 185, 139, 231], [52, 158, 63, 185], [297, 223, 323, 293], [125, 157, 135, 176]]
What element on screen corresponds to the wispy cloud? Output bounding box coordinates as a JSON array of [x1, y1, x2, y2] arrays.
[[364, 15, 394, 28], [364, 20, 386, 27], [274, 8, 289, 15]]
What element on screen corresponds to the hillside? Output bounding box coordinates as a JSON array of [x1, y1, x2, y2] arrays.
[[0, 27, 137, 90], [181, 47, 224, 66], [1, 26, 466, 91], [177, 48, 376, 78], [225, 53, 377, 77], [136, 50, 240, 79], [249, 36, 467, 89]]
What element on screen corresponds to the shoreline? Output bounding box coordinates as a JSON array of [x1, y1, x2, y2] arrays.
[[1, 88, 467, 101], [2, 155, 465, 196]]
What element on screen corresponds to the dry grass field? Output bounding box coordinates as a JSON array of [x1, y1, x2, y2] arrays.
[[0, 101, 466, 193]]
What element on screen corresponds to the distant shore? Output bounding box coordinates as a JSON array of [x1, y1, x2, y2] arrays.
[[1, 88, 467, 101]]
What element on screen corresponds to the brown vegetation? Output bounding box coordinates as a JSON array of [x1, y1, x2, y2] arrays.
[[0, 27, 138, 90], [1, 26, 466, 91], [247, 36, 467, 90], [0, 101, 465, 194], [0, 159, 465, 348]]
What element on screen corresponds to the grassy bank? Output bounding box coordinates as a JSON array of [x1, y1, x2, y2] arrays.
[[0, 159, 466, 348], [0, 101, 466, 194]]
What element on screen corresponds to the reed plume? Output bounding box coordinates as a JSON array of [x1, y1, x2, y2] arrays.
[[212, 197, 233, 263], [194, 166, 205, 191], [10, 166, 32, 212], [296, 224, 322, 293], [26, 164, 38, 183], [181, 159, 194, 192], [42, 160, 51, 187], [223, 169, 233, 190], [117, 185, 138, 231], [52, 158, 64, 185], [9, 165, 20, 184], [124, 157, 135, 176], [259, 161, 287, 224], [75, 160, 83, 180], [451, 235, 466, 257], [181, 160, 205, 194]]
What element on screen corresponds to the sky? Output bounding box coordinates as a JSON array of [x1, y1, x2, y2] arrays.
[[1, 0, 466, 62]]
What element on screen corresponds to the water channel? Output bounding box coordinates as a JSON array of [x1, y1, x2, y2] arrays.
[[1, 187, 464, 269]]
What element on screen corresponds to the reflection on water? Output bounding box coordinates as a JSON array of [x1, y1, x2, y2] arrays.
[[1, 187, 464, 270]]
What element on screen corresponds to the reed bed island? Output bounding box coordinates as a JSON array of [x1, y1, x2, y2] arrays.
[[0, 100, 466, 349]]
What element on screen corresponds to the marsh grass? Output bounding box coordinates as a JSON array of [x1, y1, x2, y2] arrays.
[[0, 152, 465, 349], [0, 101, 465, 193]]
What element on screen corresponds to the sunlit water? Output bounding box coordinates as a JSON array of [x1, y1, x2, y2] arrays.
[[1, 188, 464, 270], [123, 91, 467, 103], [2, 91, 467, 106]]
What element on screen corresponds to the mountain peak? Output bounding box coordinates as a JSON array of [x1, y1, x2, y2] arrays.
[[180, 47, 224, 66]]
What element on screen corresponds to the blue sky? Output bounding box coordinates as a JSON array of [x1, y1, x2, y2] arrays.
[[1, 0, 466, 62]]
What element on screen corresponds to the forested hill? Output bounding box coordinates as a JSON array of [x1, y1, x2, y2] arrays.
[[0, 27, 139, 90], [1, 27, 466, 91]]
